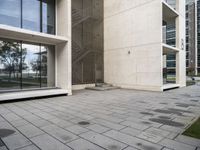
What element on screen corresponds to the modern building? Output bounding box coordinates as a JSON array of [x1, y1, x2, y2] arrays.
[[104, 0, 186, 91], [197, 0, 200, 73], [0, 0, 186, 100], [185, 0, 200, 75]]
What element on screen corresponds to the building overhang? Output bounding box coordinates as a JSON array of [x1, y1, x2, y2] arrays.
[[163, 43, 180, 54], [0, 24, 68, 45], [162, 1, 179, 22], [162, 83, 180, 91]]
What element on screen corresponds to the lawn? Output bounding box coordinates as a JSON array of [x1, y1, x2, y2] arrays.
[[183, 118, 200, 139]]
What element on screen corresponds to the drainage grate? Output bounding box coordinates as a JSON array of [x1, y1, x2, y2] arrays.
[[0, 129, 15, 138], [78, 121, 90, 126]]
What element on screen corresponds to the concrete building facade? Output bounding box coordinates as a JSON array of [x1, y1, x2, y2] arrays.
[[104, 0, 186, 91], [0, 0, 186, 100]]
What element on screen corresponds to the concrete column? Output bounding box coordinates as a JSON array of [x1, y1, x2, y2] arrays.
[[56, 0, 72, 94], [47, 46, 55, 87], [176, 0, 186, 86]]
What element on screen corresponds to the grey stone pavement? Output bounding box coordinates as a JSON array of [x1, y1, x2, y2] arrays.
[[0, 85, 200, 150]]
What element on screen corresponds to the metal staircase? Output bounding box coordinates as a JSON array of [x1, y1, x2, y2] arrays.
[[72, 8, 93, 28], [72, 6, 103, 84]]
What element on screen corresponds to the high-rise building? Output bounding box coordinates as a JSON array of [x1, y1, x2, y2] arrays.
[[197, 0, 200, 73], [0, 0, 186, 100], [185, 0, 200, 75]]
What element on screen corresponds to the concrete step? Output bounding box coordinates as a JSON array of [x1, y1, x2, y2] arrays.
[[86, 83, 119, 91]]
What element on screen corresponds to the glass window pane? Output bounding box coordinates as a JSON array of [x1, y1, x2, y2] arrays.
[[0, 0, 21, 28], [0, 39, 21, 91], [42, 0, 55, 34], [22, 43, 40, 89], [41, 46, 47, 87], [22, 0, 40, 32]]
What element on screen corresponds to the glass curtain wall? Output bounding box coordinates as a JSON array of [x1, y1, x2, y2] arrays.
[[197, 0, 200, 73], [22, 43, 41, 89], [0, 0, 55, 35], [42, 0, 55, 34], [0, 39, 21, 90], [163, 52, 176, 84], [0, 0, 21, 28], [0, 38, 54, 91], [22, 0, 40, 32], [72, 0, 104, 85]]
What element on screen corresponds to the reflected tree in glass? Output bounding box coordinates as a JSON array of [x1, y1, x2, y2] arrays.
[[22, 44, 40, 89], [0, 41, 27, 90]]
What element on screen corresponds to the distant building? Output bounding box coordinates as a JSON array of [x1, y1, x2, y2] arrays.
[[185, 0, 200, 75]]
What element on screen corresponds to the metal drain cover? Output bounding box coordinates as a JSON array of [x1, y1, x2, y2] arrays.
[[0, 129, 15, 138], [78, 121, 90, 125]]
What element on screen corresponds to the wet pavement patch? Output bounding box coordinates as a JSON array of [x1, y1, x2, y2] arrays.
[[171, 98, 179, 100], [136, 143, 157, 150], [142, 145, 158, 150], [137, 143, 142, 146], [158, 116, 171, 120], [175, 103, 196, 108], [0, 129, 15, 138], [159, 102, 168, 105], [78, 121, 90, 126], [108, 145, 120, 150], [153, 109, 183, 116], [153, 108, 192, 116], [181, 94, 192, 97], [149, 118, 184, 127], [140, 112, 154, 116], [61, 135, 72, 142], [168, 108, 192, 113], [141, 121, 151, 125], [190, 100, 199, 102], [138, 101, 147, 103]]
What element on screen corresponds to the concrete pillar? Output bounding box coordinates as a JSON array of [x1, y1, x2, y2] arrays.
[[47, 46, 55, 87], [56, 0, 72, 94], [176, 0, 186, 86]]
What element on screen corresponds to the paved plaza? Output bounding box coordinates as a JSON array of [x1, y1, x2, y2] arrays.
[[0, 85, 200, 150]]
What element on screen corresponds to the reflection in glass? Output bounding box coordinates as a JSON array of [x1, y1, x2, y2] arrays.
[[42, 0, 55, 34], [22, 0, 40, 32], [0, 40, 21, 90], [22, 43, 40, 89], [41, 46, 47, 87], [163, 52, 176, 84], [0, 0, 55, 35], [0, 0, 21, 27], [0, 38, 55, 91]]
